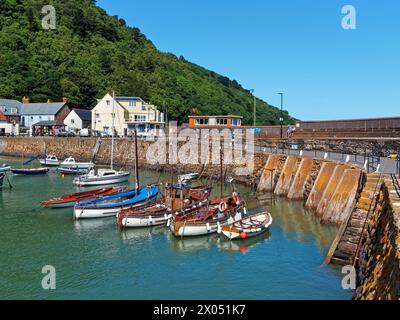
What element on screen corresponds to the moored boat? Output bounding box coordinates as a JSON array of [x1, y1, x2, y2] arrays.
[[170, 192, 247, 237], [58, 166, 90, 175], [73, 169, 130, 186], [11, 167, 49, 175], [178, 172, 199, 183], [73, 186, 159, 220], [39, 155, 60, 166], [0, 165, 11, 173], [40, 186, 126, 208], [60, 157, 95, 170], [117, 184, 212, 228], [220, 211, 273, 240]]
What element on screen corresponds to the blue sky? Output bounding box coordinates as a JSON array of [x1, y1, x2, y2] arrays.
[[97, 0, 400, 121]]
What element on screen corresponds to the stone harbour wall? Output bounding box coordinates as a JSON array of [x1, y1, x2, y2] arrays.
[[355, 179, 400, 300]]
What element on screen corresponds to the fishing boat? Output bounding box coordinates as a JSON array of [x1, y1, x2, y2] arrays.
[[73, 93, 130, 186], [58, 166, 90, 175], [73, 185, 160, 220], [39, 154, 60, 166], [169, 192, 247, 237], [117, 184, 212, 228], [220, 211, 273, 240], [40, 186, 126, 208], [11, 167, 49, 175], [73, 168, 130, 186], [60, 157, 95, 170]]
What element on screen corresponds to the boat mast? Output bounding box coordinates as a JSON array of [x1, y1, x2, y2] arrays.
[[111, 91, 115, 170], [220, 143, 223, 198], [134, 127, 139, 190]]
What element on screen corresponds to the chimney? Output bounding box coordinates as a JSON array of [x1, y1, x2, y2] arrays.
[[22, 96, 30, 104], [63, 97, 68, 104]]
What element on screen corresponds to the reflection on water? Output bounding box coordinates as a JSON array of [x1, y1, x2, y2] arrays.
[[0, 155, 351, 300]]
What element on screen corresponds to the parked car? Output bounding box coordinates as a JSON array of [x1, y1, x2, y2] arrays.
[[91, 130, 101, 137], [101, 132, 110, 138], [79, 129, 90, 137]]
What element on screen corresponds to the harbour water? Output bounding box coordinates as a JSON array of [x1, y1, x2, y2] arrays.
[[0, 156, 352, 300]]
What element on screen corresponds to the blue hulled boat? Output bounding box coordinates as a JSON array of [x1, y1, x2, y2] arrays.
[[73, 186, 160, 220]]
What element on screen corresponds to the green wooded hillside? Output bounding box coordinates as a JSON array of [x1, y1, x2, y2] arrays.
[[0, 0, 296, 125]]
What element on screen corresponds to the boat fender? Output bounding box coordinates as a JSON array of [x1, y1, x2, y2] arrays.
[[232, 192, 240, 205], [149, 215, 153, 224], [243, 207, 247, 215], [167, 218, 171, 227], [240, 232, 247, 239], [164, 214, 168, 220], [217, 221, 222, 234], [206, 223, 211, 232], [219, 201, 228, 213]]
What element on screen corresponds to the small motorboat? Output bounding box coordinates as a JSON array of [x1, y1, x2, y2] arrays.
[[178, 173, 199, 183], [73, 185, 159, 220], [117, 184, 212, 228], [170, 192, 247, 237], [73, 169, 130, 186], [11, 167, 49, 175], [58, 166, 90, 175], [0, 165, 11, 173], [220, 211, 273, 240], [40, 186, 126, 208], [60, 157, 95, 170], [39, 155, 60, 166]]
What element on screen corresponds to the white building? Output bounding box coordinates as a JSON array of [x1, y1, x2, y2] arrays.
[[64, 109, 92, 131], [91, 94, 165, 136]]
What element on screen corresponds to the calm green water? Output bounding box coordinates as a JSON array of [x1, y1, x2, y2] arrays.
[[0, 156, 352, 300]]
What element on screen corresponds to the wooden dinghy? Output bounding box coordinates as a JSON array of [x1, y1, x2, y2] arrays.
[[40, 186, 126, 208], [117, 184, 212, 228], [169, 192, 247, 237], [220, 211, 272, 240]]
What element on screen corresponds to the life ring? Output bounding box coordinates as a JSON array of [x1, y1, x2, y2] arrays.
[[232, 192, 240, 205], [219, 201, 228, 213]]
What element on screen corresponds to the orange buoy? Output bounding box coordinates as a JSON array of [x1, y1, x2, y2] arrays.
[[240, 232, 247, 239]]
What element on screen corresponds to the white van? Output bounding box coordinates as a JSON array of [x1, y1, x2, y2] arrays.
[[79, 129, 90, 137]]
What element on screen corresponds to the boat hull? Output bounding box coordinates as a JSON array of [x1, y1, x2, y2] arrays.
[[0, 166, 11, 173], [73, 174, 130, 186], [39, 160, 60, 166], [170, 212, 243, 237], [74, 195, 157, 220], [11, 168, 49, 175], [119, 212, 170, 228]]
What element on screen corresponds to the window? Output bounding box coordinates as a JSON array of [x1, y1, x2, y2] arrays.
[[231, 119, 240, 126], [195, 118, 209, 125], [71, 119, 75, 124], [95, 113, 100, 119], [106, 101, 110, 106], [135, 115, 146, 122], [142, 105, 146, 111], [0, 106, 5, 112], [129, 101, 135, 107], [217, 118, 228, 125]]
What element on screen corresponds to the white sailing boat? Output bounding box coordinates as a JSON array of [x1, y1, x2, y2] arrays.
[[73, 91, 130, 187]]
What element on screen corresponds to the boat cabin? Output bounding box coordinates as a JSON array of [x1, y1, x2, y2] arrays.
[[165, 184, 212, 211]]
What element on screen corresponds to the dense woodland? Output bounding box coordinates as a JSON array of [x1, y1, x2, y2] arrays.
[[0, 0, 296, 125]]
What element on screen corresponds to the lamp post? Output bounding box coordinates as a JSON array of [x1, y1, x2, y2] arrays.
[[277, 93, 284, 139], [250, 89, 256, 127]]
